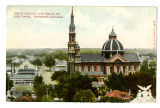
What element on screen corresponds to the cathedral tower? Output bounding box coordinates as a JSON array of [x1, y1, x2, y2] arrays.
[[68, 7, 76, 73]]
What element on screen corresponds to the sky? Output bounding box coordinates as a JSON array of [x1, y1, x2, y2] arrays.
[[7, 6, 157, 49]]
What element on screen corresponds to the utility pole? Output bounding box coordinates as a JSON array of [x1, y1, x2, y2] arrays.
[[47, 88, 48, 102], [153, 20, 156, 57]]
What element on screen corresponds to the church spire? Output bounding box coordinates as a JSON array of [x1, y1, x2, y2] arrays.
[[69, 7, 75, 32], [109, 26, 117, 39]]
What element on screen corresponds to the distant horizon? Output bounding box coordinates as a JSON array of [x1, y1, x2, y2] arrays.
[[6, 47, 154, 50]]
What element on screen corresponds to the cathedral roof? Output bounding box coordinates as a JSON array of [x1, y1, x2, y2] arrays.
[[123, 53, 140, 62], [102, 39, 124, 51], [80, 53, 140, 63], [80, 53, 106, 62]]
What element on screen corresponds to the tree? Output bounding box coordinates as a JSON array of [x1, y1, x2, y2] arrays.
[[33, 76, 43, 89], [22, 91, 32, 96], [6, 73, 13, 91], [31, 58, 42, 66], [105, 72, 126, 91], [124, 72, 156, 96], [140, 60, 149, 74], [52, 72, 97, 102], [148, 61, 156, 76], [41, 95, 54, 102], [51, 71, 67, 81], [43, 55, 55, 71], [53, 50, 68, 60], [73, 89, 96, 102], [34, 84, 48, 101]]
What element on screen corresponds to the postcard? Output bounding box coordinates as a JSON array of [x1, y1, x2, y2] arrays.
[[6, 6, 157, 103]]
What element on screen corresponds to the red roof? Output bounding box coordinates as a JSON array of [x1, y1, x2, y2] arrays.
[[105, 90, 131, 100], [14, 96, 35, 102]]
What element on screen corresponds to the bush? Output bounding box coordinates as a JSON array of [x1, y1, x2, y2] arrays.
[[41, 95, 54, 102], [99, 96, 128, 103], [73, 89, 96, 102]]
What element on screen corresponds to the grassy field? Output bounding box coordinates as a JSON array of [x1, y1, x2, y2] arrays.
[[14, 85, 33, 91]]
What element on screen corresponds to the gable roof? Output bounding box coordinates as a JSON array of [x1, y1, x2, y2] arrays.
[[80, 53, 106, 62], [105, 90, 131, 100], [107, 54, 128, 63], [14, 96, 35, 102]]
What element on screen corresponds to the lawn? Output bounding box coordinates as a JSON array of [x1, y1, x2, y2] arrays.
[[14, 85, 33, 91]]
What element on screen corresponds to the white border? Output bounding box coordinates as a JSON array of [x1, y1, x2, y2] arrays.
[[0, 0, 160, 108]]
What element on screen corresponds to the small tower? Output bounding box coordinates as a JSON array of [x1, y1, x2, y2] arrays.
[[75, 43, 81, 63], [68, 7, 76, 73], [75, 43, 81, 72]]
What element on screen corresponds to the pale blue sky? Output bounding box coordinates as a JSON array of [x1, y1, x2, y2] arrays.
[[7, 6, 157, 49]]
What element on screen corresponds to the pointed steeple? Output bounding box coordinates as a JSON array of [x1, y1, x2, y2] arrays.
[[69, 7, 75, 32]]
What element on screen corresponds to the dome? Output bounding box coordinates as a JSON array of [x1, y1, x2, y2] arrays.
[[101, 28, 124, 59], [75, 43, 80, 49], [102, 39, 123, 51]]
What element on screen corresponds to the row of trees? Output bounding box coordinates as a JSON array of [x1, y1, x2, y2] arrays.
[[51, 71, 98, 102], [105, 60, 156, 97], [105, 72, 156, 96]]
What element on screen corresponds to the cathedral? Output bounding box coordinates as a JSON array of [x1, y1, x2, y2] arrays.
[[67, 7, 140, 82]]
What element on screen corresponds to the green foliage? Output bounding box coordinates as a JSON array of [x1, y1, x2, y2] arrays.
[[31, 58, 42, 66], [51, 71, 67, 81], [41, 95, 54, 102], [52, 50, 68, 60], [139, 53, 154, 58], [43, 55, 55, 71], [34, 84, 48, 101], [17, 54, 26, 59], [140, 60, 149, 74], [6, 59, 12, 66], [6, 73, 13, 91], [98, 86, 109, 96], [33, 76, 54, 101], [52, 73, 97, 102], [13, 62, 22, 67], [148, 61, 156, 76], [33, 76, 43, 89], [53, 84, 64, 98], [33, 76, 44, 100], [99, 96, 128, 102], [22, 91, 32, 96], [105, 72, 156, 97], [73, 89, 96, 102], [105, 72, 126, 91]]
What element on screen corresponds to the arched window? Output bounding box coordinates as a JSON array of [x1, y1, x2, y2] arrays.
[[110, 67, 112, 74], [100, 66, 103, 72], [88, 66, 90, 72], [77, 66, 79, 71], [134, 66, 137, 71], [123, 66, 125, 73], [94, 66, 96, 72], [82, 66, 84, 72], [117, 66, 119, 73], [128, 66, 131, 71]]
